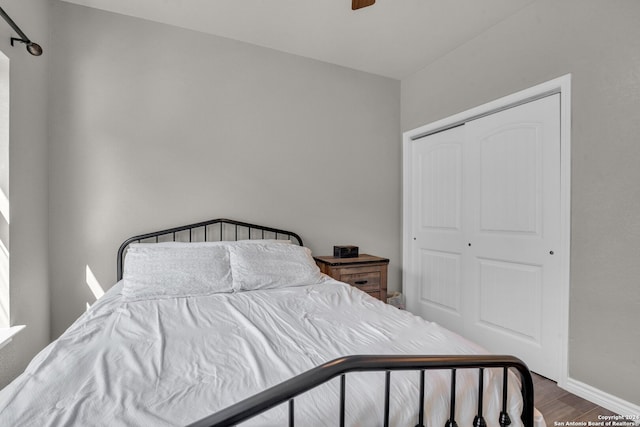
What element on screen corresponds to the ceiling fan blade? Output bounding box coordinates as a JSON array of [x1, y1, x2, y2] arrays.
[[352, 0, 375, 10]]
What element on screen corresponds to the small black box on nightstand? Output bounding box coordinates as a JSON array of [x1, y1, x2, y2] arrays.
[[333, 245, 359, 258]]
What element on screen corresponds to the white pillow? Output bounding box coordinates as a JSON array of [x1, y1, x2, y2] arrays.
[[231, 239, 292, 246], [229, 242, 325, 291], [122, 244, 233, 301]]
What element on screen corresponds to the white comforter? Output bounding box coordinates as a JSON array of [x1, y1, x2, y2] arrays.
[[0, 280, 538, 426]]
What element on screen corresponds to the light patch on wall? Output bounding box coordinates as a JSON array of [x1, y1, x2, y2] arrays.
[[0, 187, 8, 225], [85, 265, 105, 305], [0, 238, 8, 326]]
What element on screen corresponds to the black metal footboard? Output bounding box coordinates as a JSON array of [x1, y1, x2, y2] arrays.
[[187, 354, 535, 427]]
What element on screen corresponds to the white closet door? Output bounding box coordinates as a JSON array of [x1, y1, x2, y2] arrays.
[[409, 125, 467, 332], [407, 94, 562, 380], [465, 94, 561, 379]]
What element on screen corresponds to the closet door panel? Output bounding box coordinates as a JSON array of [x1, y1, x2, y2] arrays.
[[408, 125, 466, 332], [478, 125, 541, 235], [464, 94, 561, 380]]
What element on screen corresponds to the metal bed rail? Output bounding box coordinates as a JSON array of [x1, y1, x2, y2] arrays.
[[187, 354, 534, 427], [117, 218, 304, 281]]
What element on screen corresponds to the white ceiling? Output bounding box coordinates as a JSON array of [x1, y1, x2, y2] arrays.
[[60, 0, 534, 79]]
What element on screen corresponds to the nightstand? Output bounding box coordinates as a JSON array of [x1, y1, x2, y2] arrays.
[[314, 254, 389, 302]]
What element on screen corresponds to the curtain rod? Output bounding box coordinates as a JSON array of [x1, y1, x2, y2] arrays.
[[0, 6, 42, 56]]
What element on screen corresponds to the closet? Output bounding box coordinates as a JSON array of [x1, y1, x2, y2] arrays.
[[404, 93, 563, 380]]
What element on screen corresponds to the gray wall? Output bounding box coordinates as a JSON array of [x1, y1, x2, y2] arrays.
[[0, 0, 50, 388], [49, 2, 401, 338], [402, 0, 640, 406]]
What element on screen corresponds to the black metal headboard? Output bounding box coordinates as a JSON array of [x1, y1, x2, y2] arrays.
[[117, 218, 304, 281]]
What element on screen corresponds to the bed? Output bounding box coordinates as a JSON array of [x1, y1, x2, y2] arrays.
[[0, 218, 542, 427]]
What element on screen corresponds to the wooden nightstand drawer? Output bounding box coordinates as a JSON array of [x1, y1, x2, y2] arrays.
[[341, 271, 381, 293], [314, 254, 389, 303]]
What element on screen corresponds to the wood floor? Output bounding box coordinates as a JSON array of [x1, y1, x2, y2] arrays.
[[533, 373, 618, 424]]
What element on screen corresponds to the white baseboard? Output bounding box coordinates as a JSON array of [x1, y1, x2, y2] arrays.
[[563, 377, 640, 420]]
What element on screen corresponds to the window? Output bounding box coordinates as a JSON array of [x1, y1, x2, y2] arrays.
[[0, 49, 9, 329], [0, 49, 22, 349]]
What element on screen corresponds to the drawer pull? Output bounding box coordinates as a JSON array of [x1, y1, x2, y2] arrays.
[[354, 280, 368, 285]]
